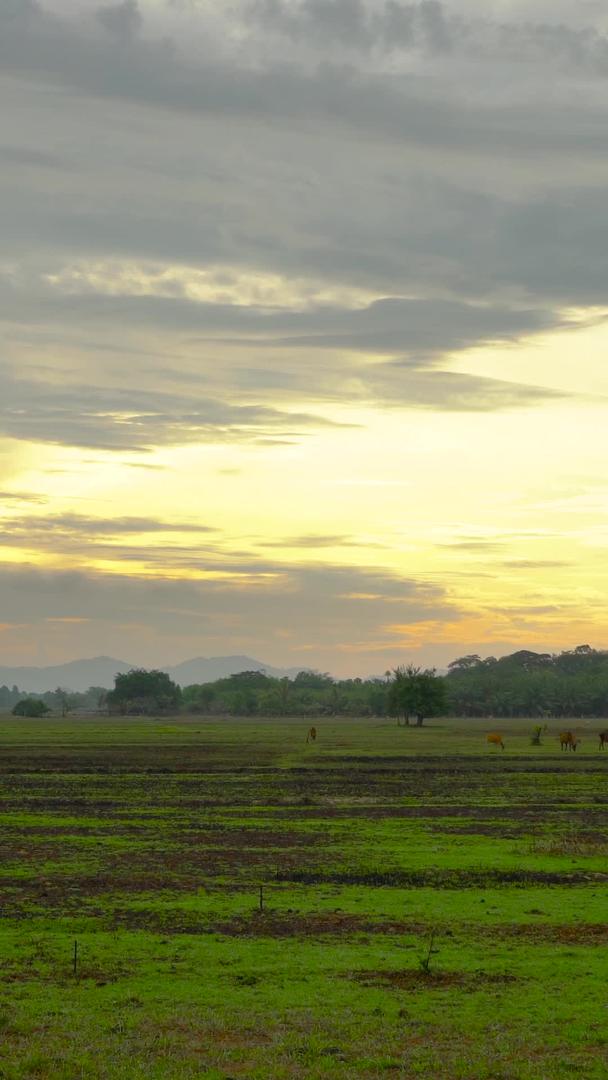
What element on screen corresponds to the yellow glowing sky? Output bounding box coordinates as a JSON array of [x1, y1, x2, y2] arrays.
[[2, 312, 607, 672], [1, 1, 607, 674]]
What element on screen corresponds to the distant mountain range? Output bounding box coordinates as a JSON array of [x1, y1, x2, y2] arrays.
[[0, 655, 307, 693]]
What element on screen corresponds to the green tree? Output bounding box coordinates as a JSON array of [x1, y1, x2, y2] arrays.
[[51, 686, 77, 717], [89, 687, 108, 711], [278, 677, 291, 715], [12, 698, 51, 718], [106, 669, 181, 715], [387, 665, 447, 726], [182, 683, 216, 713], [444, 646, 608, 719], [0, 684, 22, 710], [293, 670, 334, 690], [447, 655, 482, 673]]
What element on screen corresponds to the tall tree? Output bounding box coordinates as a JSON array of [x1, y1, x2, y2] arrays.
[[106, 669, 181, 715], [12, 698, 51, 718], [387, 665, 447, 726]]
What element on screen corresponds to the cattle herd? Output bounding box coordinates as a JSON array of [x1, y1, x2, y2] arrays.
[[486, 729, 608, 751], [306, 726, 608, 750]]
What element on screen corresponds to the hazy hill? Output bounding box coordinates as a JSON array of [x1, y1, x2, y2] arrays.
[[0, 657, 132, 693], [0, 655, 305, 693], [167, 656, 303, 686]]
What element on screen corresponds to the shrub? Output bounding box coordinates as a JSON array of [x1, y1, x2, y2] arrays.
[[12, 698, 51, 718]]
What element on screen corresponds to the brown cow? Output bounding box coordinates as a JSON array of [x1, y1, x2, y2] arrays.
[[487, 733, 504, 750], [306, 726, 317, 744], [598, 731, 608, 751], [559, 731, 579, 751]]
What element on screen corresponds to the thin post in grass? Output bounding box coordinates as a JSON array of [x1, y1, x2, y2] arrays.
[[259, 884, 264, 912], [73, 939, 78, 977], [419, 928, 436, 975]]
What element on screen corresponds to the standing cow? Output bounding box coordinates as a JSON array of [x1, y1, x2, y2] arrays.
[[559, 731, 579, 751], [487, 733, 505, 750]]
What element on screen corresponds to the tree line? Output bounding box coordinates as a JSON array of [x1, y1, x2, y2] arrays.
[[5, 685, 107, 718], [8, 645, 608, 720], [445, 645, 608, 718]]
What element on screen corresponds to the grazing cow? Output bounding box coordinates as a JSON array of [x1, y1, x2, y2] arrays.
[[487, 733, 505, 750], [306, 726, 317, 744], [598, 731, 608, 751], [559, 731, 579, 751]]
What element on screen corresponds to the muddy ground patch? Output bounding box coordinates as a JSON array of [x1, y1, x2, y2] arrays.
[[351, 968, 521, 991]]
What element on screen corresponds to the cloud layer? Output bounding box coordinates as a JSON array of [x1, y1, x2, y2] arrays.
[[0, 0, 606, 669], [3, 0, 605, 437]]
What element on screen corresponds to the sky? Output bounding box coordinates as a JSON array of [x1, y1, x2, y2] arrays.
[[1, 0, 608, 675]]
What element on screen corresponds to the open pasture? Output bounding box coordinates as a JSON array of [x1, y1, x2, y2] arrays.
[[0, 714, 607, 1079]]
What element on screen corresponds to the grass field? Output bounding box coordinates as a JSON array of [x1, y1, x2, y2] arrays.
[[0, 714, 607, 1079]]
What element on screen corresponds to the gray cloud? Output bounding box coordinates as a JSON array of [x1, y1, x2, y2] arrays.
[[248, 0, 608, 73], [0, 513, 233, 574], [501, 559, 573, 569], [0, 267, 569, 451], [494, 604, 563, 615], [0, 280, 560, 354], [2, 0, 608, 163], [250, 0, 375, 49], [0, 143, 64, 168], [259, 533, 385, 549], [0, 512, 218, 538], [438, 539, 506, 551], [0, 514, 393, 567], [0, 11, 600, 417], [0, 366, 344, 450], [364, 366, 566, 412], [232, 297, 560, 355], [96, 0, 142, 38], [0, 357, 564, 453], [0, 559, 459, 666], [0, 491, 47, 506]]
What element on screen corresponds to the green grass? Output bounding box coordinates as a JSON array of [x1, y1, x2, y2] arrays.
[[0, 714, 607, 1078]]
